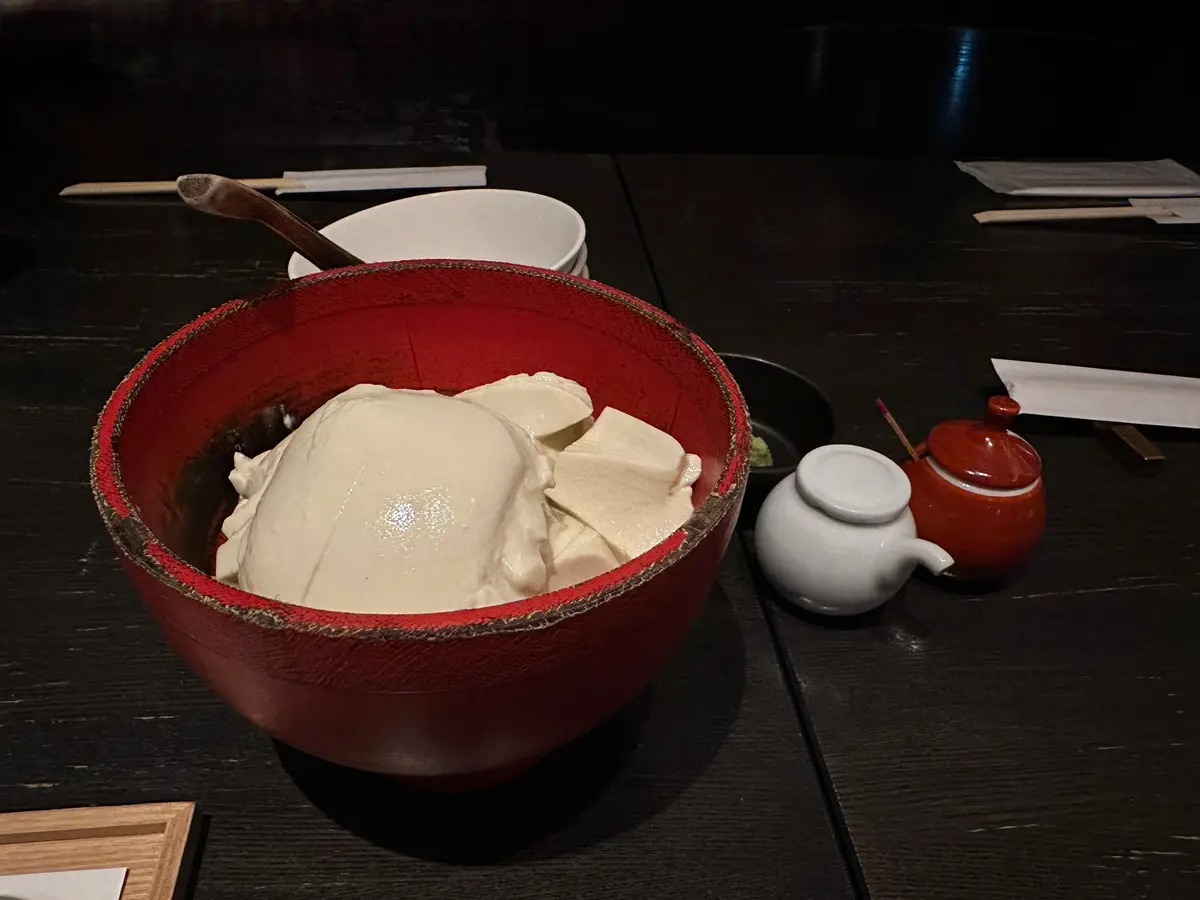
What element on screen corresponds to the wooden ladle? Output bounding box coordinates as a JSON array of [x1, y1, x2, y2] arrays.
[[176, 174, 363, 271]]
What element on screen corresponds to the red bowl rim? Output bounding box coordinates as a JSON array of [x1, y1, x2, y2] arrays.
[[90, 260, 751, 640]]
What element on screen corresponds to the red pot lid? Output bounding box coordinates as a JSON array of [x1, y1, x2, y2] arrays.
[[926, 397, 1042, 489]]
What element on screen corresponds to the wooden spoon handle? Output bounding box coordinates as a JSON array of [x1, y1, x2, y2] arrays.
[[176, 174, 363, 271]]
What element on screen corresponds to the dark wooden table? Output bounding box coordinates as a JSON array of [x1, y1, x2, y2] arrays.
[[6, 148, 1200, 900], [0, 152, 853, 900], [620, 154, 1200, 898]]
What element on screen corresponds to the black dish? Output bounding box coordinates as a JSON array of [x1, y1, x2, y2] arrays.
[[718, 353, 835, 526]]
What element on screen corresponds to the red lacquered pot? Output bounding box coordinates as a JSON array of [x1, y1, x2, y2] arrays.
[[901, 397, 1045, 582], [90, 261, 750, 786]]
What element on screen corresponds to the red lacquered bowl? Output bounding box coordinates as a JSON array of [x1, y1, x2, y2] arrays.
[[89, 261, 750, 786]]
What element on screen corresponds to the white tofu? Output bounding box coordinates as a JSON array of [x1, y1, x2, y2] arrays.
[[228, 430, 295, 501], [217, 430, 296, 584], [675, 453, 703, 492], [545, 407, 698, 562], [538, 415, 595, 459], [214, 532, 243, 585], [459, 372, 593, 442], [546, 509, 620, 591]]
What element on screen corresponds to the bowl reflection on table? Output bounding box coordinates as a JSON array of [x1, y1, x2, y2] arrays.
[[89, 261, 750, 788]]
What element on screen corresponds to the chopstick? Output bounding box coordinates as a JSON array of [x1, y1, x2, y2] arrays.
[[60, 165, 488, 197], [974, 206, 1169, 224], [60, 178, 302, 197], [875, 398, 920, 463]]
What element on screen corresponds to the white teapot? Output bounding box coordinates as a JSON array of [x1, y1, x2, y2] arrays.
[[754, 444, 953, 616]]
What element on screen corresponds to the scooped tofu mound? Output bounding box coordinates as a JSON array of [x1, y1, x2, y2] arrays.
[[215, 373, 702, 614]]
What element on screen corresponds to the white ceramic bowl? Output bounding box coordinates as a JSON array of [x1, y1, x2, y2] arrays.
[[568, 242, 588, 276], [287, 188, 586, 279]]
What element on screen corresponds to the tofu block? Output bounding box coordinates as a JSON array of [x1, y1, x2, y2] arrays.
[[460, 372, 593, 441], [538, 415, 595, 458], [546, 508, 620, 591], [545, 407, 699, 562]]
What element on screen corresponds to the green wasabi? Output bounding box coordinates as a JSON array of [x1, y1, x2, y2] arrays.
[[749, 434, 773, 468]]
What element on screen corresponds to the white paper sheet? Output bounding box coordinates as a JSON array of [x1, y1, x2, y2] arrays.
[[1128, 197, 1200, 224], [957, 159, 1200, 197], [275, 165, 487, 194], [0, 867, 127, 900], [992, 358, 1200, 429]]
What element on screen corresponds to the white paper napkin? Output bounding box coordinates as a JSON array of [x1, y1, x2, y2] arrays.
[[956, 159, 1200, 197], [0, 867, 127, 900], [274, 165, 487, 195], [1128, 197, 1200, 224], [993, 358, 1200, 429]]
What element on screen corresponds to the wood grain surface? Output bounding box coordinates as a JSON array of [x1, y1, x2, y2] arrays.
[[620, 153, 1200, 899], [0, 152, 852, 900], [0, 802, 194, 900]]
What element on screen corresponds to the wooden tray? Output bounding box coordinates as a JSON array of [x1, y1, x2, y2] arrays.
[[0, 802, 195, 900]]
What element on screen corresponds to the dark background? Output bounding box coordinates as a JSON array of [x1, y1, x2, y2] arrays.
[[4, 2, 1200, 179], [5, 6, 1200, 900]]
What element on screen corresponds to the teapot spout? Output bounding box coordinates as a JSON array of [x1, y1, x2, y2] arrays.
[[883, 538, 954, 578]]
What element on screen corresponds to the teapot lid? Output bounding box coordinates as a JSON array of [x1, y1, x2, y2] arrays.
[[926, 397, 1042, 490], [797, 444, 911, 525]]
